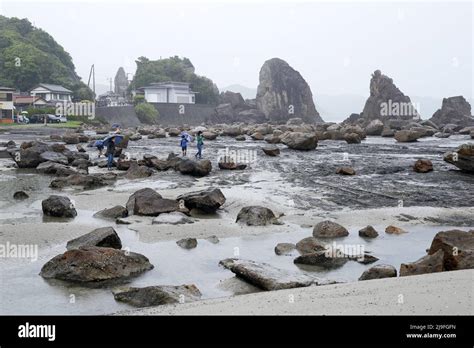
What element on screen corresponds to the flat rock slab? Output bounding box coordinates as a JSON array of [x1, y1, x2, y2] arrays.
[[40, 247, 153, 282], [219, 258, 329, 291], [93, 205, 128, 220], [66, 227, 122, 250], [113, 284, 201, 307]]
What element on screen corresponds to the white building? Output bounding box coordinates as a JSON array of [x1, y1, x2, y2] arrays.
[[29, 83, 73, 103], [0, 87, 15, 123], [140, 81, 196, 104]]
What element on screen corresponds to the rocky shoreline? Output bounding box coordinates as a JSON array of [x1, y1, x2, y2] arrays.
[[0, 121, 473, 315]]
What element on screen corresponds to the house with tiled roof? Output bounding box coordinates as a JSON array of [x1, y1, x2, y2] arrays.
[[29, 83, 73, 104]]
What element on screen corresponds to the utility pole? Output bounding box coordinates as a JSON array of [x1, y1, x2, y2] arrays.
[[107, 78, 113, 93], [87, 64, 96, 97]]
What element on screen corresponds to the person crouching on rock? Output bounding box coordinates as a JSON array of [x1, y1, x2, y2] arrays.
[[95, 140, 104, 158], [180, 135, 188, 156], [106, 138, 116, 170], [195, 131, 204, 159]]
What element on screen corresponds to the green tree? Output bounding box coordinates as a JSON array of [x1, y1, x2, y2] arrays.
[[135, 102, 159, 124], [0, 15, 93, 98], [130, 56, 219, 105]]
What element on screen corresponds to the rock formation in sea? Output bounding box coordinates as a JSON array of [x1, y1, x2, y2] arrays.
[[114, 67, 129, 97], [346, 70, 419, 127], [429, 96, 474, 128], [256, 58, 323, 124]]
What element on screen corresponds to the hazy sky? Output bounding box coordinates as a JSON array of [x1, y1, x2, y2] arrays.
[[1, 0, 473, 100]]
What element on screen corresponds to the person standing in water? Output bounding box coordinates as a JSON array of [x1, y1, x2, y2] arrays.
[[195, 131, 204, 159], [180, 135, 188, 156], [106, 137, 116, 170]]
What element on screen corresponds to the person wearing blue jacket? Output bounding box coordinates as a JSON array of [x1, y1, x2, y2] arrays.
[[180, 135, 188, 156]]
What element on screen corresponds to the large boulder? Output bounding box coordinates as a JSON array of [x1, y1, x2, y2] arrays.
[[428, 230, 474, 271], [399, 249, 445, 276], [219, 258, 323, 291], [36, 162, 78, 176], [50, 173, 116, 189], [262, 146, 280, 156], [113, 285, 202, 307], [177, 159, 212, 177], [443, 143, 474, 173], [66, 227, 122, 250], [344, 133, 362, 144], [39, 151, 69, 165], [39, 247, 153, 282], [126, 188, 178, 216], [294, 251, 348, 269], [236, 206, 278, 226], [256, 58, 323, 123], [221, 125, 242, 137], [62, 133, 80, 144], [313, 220, 349, 238], [365, 119, 384, 135], [42, 195, 77, 218], [429, 96, 474, 128], [125, 162, 153, 179], [177, 188, 226, 213], [281, 132, 318, 150], [220, 91, 247, 108], [202, 131, 218, 140], [359, 264, 397, 281], [218, 155, 247, 170], [295, 237, 326, 254], [12, 141, 51, 168], [394, 130, 421, 142]]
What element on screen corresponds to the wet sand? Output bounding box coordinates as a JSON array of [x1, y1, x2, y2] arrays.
[[120, 269, 473, 315]]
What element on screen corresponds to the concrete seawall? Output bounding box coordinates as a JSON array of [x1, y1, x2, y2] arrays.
[[95, 106, 142, 127], [150, 102, 216, 126], [96, 103, 217, 127]]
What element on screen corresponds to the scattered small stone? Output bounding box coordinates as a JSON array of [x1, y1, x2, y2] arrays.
[[358, 225, 379, 238], [413, 159, 433, 173], [274, 243, 296, 256], [152, 212, 194, 225], [13, 191, 29, 200], [205, 235, 220, 244], [336, 167, 356, 175], [385, 225, 407, 234], [176, 238, 197, 249], [313, 220, 349, 238], [359, 264, 397, 281]]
